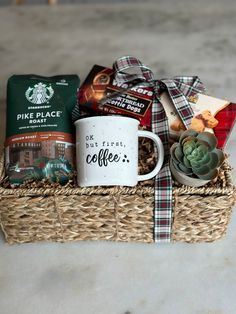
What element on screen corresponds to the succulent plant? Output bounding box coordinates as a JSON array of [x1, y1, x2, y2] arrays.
[[171, 130, 224, 181]]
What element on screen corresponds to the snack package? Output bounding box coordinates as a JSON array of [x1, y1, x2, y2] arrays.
[[76, 65, 153, 127], [5, 75, 80, 185], [160, 92, 230, 142], [214, 102, 236, 148]]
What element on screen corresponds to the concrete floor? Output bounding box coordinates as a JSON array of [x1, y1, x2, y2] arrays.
[[0, 2, 236, 314]]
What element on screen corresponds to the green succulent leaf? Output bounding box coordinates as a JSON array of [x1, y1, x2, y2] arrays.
[[197, 168, 218, 180], [183, 141, 196, 155], [174, 145, 184, 162], [178, 163, 193, 174], [189, 159, 201, 168], [199, 153, 211, 165], [196, 145, 207, 158], [172, 159, 183, 172], [170, 143, 178, 154], [192, 165, 210, 175], [183, 156, 192, 168], [197, 132, 218, 151], [170, 144, 179, 164], [191, 148, 199, 158], [196, 140, 210, 150], [180, 130, 198, 144], [208, 152, 219, 169], [182, 137, 197, 146], [213, 149, 225, 167], [186, 154, 196, 161]]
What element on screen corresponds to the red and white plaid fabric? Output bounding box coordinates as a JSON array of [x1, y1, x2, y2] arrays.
[[214, 103, 236, 149], [114, 56, 205, 242]]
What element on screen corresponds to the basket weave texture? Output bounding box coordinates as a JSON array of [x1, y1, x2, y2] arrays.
[[0, 153, 235, 244]]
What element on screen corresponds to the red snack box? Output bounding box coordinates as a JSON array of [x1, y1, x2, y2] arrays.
[[214, 103, 236, 149], [77, 65, 153, 127]]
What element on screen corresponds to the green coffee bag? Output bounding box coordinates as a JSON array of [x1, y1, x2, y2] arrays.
[[5, 75, 80, 185]]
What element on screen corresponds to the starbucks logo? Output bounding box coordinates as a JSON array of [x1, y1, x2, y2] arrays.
[[25, 82, 54, 104]]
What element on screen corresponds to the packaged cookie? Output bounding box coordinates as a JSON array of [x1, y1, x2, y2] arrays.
[[74, 64, 153, 127], [160, 92, 230, 139]]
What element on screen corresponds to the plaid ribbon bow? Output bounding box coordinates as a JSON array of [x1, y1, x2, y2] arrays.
[[113, 56, 205, 242]]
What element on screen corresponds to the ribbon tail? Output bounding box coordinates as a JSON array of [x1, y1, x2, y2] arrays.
[[162, 79, 195, 129], [173, 76, 206, 95], [151, 98, 170, 159], [154, 162, 172, 243], [152, 98, 172, 243]]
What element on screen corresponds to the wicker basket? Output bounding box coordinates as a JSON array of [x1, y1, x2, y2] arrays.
[[0, 152, 235, 244]]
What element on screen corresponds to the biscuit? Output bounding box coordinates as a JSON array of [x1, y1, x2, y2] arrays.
[[190, 110, 219, 132], [170, 118, 185, 131], [201, 110, 218, 128], [190, 117, 205, 132]]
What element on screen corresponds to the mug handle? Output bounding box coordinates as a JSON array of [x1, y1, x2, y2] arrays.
[[137, 130, 164, 182]]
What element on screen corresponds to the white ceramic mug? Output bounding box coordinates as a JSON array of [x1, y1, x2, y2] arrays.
[[75, 116, 164, 187]]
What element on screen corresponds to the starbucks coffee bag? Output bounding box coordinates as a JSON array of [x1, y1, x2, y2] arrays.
[[5, 75, 80, 185]]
